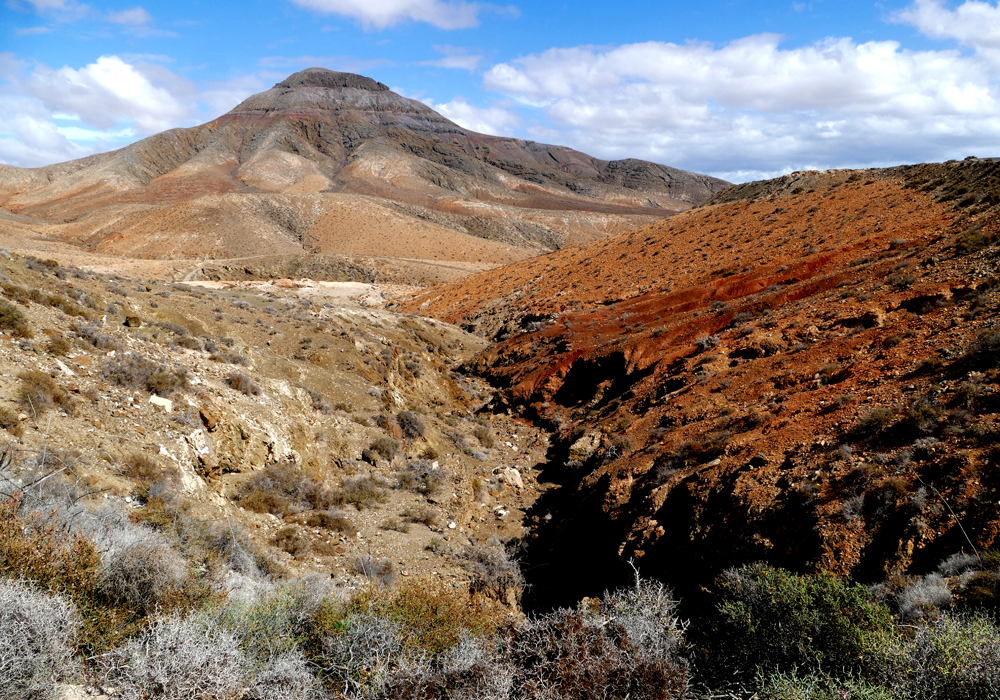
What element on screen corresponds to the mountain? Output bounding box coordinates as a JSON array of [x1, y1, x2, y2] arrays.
[[0, 69, 729, 282], [394, 159, 1000, 607]]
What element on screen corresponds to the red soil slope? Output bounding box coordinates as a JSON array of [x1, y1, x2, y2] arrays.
[[394, 161, 1000, 606]]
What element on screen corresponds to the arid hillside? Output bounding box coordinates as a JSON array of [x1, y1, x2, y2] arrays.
[[0, 69, 728, 284], [395, 159, 1000, 607]]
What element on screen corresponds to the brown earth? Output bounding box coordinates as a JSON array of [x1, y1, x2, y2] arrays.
[[0, 69, 728, 285], [0, 251, 550, 592], [394, 160, 1000, 608]]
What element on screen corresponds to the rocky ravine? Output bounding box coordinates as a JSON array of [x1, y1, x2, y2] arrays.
[[395, 159, 1000, 608]]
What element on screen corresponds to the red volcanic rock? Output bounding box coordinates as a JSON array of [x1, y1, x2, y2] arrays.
[[396, 161, 1000, 607]]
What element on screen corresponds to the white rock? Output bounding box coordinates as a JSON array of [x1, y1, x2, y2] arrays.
[[448, 521, 457, 529], [149, 396, 173, 412], [501, 467, 524, 489]]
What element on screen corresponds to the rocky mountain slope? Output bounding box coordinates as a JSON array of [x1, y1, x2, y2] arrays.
[[394, 159, 1000, 608], [0, 69, 728, 283], [0, 252, 551, 592]]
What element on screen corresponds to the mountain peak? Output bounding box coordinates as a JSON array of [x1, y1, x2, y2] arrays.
[[274, 68, 390, 92]]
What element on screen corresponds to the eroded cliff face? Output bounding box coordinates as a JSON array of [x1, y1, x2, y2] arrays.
[[397, 161, 1000, 607]]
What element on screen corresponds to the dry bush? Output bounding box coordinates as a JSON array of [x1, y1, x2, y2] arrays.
[[381, 517, 410, 533], [472, 424, 495, 449], [226, 371, 261, 396], [0, 407, 24, 437], [0, 578, 79, 700], [273, 526, 310, 556], [17, 370, 72, 416], [300, 507, 358, 537], [348, 553, 397, 586], [102, 352, 187, 396], [394, 460, 447, 496], [46, 335, 71, 356], [101, 615, 252, 700], [403, 505, 439, 528], [370, 436, 399, 461], [456, 541, 524, 603], [0, 299, 31, 338], [309, 613, 402, 698], [234, 461, 340, 517], [342, 475, 388, 510], [121, 451, 164, 482], [382, 635, 514, 700], [397, 410, 426, 440], [96, 537, 189, 614], [243, 651, 317, 700], [347, 580, 508, 657]]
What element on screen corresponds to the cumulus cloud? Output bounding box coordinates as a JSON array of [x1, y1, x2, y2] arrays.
[[0, 55, 200, 166], [483, 33, 1000, 179], [894, 0, 1000, 52], [286, 0, 511, 29], [424, 95, 520, 135]]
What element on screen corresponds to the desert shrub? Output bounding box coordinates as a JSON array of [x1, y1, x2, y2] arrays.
[[101, 615, 252, 700], [472, 424, 495, 448], [309, 612, 403, 697], [96, 537, 189, 614], [0, 578, 79, 700], [896, 574, 953, 621], [301, 507, 358, 537], [954, 228, 997, 256], [397, 410, 425, 440], [273, 526, 310, 556], [227, 371, 261, 396], [455, 542, 524, 604], [342, 475, 388, 509], [46, 335, 71, 356], [370, 436, 399, 461], [510, 602, 689, 700], [0, 299, 31, 338], [234, 461, 340, 517], [394, 460, 447, 496], [658, 431, 730, 478], [755, 670, 896, 700], [73, 322, 119, 350], [381, 635, 514, 700], [403, 505, 439, 528], [381, 517, 409, 533], [101, 352, 188, 396], [695, 333, 720, 350], [0, 407, 24, 437], [705, 563, 895, 684], [17, 370, 72, 415], [855, 407, 897, 437], [877, 614, 1000, 699], [243, 651, 317, 700], [211, 350, 249, 366], [348, 553, 397, 586], [966, 329, 1000, 370]]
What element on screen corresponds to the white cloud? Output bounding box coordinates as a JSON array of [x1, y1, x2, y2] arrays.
[[894, 0, 1000, 52], [0, 55, 202, 166], [15, 26, 53, 35], [286, 0, 485, 29], [258, 55, 392, 72], [483, 33, 1000, 179], [106, 6, 151, 25], [424, 95, 520, 135], [10, 0, 90, 22], [420, 45, 482, 70], [25, 55, 192, 132]]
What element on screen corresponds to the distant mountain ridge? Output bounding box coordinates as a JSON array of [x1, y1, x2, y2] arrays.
[[0, 68, 730, 278]]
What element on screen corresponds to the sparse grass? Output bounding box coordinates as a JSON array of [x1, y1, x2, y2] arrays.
[[472, 424, 495, 448], [381, 517, 410, 533], [0, 407, 24, 437], [402, 505, 439, 528]]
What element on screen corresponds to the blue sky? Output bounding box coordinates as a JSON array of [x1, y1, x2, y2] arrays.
[[3, 0, 1000, 181]]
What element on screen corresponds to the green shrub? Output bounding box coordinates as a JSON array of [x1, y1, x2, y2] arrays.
[[706, 563, 896, 684]]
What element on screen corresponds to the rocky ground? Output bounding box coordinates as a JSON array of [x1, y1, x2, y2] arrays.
[[0, 250, 551, 592]]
